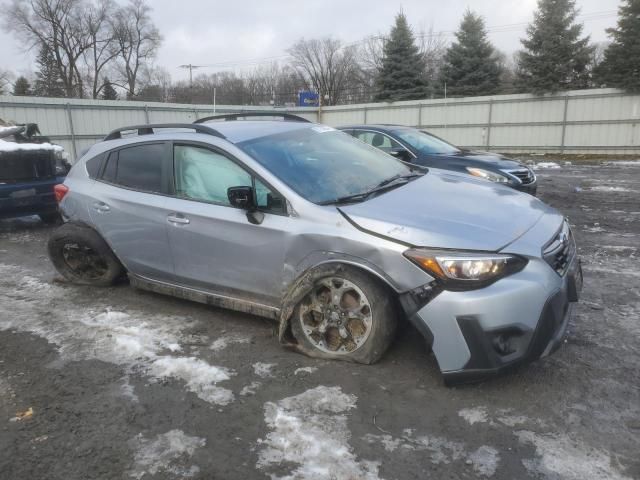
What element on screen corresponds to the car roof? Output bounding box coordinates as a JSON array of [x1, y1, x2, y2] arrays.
[[197, 120, 315, 144], [337, 124, 414, 132]]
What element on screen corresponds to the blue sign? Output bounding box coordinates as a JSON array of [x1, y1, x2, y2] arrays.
[[298, 91, 319, 107]]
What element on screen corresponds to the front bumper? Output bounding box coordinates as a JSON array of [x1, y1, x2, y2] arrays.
[[409, 253, 582, 385]]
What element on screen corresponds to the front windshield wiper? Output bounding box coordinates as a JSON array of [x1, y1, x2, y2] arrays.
[[319, 172, 424, 205]]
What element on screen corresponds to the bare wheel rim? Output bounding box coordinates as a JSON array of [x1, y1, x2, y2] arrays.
[[61, 242, 109, 280], [298, 276, 373, 355]]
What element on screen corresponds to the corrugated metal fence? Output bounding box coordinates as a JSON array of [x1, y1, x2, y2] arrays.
[[1, 88, 639, 160]]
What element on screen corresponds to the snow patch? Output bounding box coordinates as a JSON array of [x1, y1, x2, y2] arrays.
[[239, 381, 262, 396], [532, 162, 561, 170], [516, 431, 632, 480], [468, 446, 500, 477], [589, 185, 632, 192], [129, 429, 205, 479], [253, 362, 275, 378], [0, 139, 63, 152], [294, 366, 318, 375], [257, 386, 381, 480], [459, 407, 489, 425], [209, 334, 250, 351], [0, 263, 235, 406], [150, 357, 234, 405]]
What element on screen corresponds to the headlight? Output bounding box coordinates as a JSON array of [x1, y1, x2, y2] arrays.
[[404, 249, 528, 290], [466, 167, 510, 183]]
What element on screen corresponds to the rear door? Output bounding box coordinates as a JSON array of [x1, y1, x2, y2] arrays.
[[89, 142, 175, 280], [164, 142, 290, 306]]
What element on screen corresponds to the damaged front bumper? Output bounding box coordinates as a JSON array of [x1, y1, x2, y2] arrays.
[[408, 252, 582, 385]]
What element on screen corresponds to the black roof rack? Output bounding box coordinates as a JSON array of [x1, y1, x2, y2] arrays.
[[103, 123, 226, 141], [194, 112, 311, 124]]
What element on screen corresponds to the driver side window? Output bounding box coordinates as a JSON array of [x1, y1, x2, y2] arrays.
[[354, 130, 401, 152]]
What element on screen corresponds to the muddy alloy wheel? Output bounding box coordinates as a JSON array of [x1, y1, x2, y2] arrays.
[[61, 242, 109, 281], [298, 276, 374, 355]]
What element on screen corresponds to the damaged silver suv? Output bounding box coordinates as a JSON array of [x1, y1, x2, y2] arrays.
[[48, 113, 582, 384]]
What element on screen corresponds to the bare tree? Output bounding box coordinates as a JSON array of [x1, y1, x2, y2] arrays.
[[3, 0, 92, 97], [288, 37, 359, 105], [83, 0, 118, 98], [0, 69, 14, 95], [417, 26, 448, 94], [112, 0, 162, 98]]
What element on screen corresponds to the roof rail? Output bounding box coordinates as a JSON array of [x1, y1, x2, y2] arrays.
[[103, 123, 226, 141], [194, 112, 311, 124]]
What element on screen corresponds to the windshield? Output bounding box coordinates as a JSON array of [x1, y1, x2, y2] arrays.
[[238, 127, 414, 204], [394, 129, 461, 155]]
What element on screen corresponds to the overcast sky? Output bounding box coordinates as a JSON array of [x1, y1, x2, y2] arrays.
[[0, 0, 621, 81]]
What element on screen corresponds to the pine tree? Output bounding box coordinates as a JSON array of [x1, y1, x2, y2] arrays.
[[101, 78, 118, 100], [12, 76, 32, 96], [518, 0, 594, 93], [594, 0, 640, 92], [374, 12, 428, 102], [33, 44, 64, 98], [440, 10, 502, 97]]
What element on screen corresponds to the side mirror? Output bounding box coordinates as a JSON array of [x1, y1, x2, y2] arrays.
[[227, 186, 264, 225], [389, 147, 412, 162], [227, 186, 255, 209]]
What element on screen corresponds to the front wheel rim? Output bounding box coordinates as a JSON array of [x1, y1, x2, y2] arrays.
[[298, 276, 373, 355]]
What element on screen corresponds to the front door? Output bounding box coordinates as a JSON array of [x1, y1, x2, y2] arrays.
[[165, 143, 289, 306]]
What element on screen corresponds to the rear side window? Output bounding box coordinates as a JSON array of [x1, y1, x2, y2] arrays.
[[100, 144, 165, 193]]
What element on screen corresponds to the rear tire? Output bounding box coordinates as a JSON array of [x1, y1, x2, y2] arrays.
[[291, 266, 397, 364], [48, 223, 124, 286]]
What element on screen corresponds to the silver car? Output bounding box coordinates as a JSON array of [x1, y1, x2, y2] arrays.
[[48, 114, 582, 384]]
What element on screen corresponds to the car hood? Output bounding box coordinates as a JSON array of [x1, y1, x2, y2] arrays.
[[439, 150, 526, 169], [338, 169, 553, 251]]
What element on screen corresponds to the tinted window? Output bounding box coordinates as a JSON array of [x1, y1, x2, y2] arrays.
[[239, 128, 412, 204], [102, 152, 117, 183], [85, 154, 104, 179], [114, 144, 164, 192], [394, 129, 460, 155]]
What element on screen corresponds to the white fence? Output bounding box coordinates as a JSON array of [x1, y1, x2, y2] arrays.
[[1, 88, 639, 160]]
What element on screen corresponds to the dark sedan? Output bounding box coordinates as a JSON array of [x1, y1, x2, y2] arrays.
[[338, 124, 537, 195]]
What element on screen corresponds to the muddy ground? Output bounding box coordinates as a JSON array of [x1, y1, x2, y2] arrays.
[[1, 161, 639, 480]]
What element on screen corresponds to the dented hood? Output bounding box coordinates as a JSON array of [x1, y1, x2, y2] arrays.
[[338, 169, 553, 251]]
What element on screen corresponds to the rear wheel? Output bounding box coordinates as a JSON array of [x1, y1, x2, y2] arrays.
[[48, 223, 124, 286], [291, 267, 397, 364]]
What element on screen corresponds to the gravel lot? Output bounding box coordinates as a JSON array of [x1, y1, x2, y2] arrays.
[[1, 160, 639, 480]]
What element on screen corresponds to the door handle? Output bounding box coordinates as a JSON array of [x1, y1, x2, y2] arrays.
[[92, 201, 110, 212], [167, 214, 190, 225]]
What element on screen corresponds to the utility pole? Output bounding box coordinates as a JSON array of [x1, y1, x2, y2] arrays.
[[179, 64, 204, 103]]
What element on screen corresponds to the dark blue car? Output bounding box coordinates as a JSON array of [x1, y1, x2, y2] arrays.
[[0, 125, 69, 223], [339, 124, 537, 195]]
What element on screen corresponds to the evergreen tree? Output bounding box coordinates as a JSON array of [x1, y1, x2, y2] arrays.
[[594, 0, 640, 92], [374, 12, 428, 101], [518, 0, 594, 93], [440, 10, 502, 97], [101, 78, 118, 100], [33, 44, 64, 98], [12, 76, 31, 96]]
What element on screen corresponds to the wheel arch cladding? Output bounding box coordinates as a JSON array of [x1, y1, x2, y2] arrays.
[[277, 261, 396, 356]]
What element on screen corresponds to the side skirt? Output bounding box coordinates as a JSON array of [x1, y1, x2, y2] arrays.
[[128, 273, 280, 321]]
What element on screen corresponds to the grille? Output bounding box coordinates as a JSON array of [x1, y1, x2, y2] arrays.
[[543, 221, 576, 276], [504, 168, 535, 185]]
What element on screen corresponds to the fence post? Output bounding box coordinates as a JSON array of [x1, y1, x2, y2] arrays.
[[144, 105, 150, 123], [417, 103, 422, 128], [560, 94, 570, 153], [363, 106, 368, 124], [65, 103, 77, 160], [486, 99, 494, 151]]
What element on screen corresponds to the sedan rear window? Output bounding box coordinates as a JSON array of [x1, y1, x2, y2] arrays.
[[238, 128, 412, 204]]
